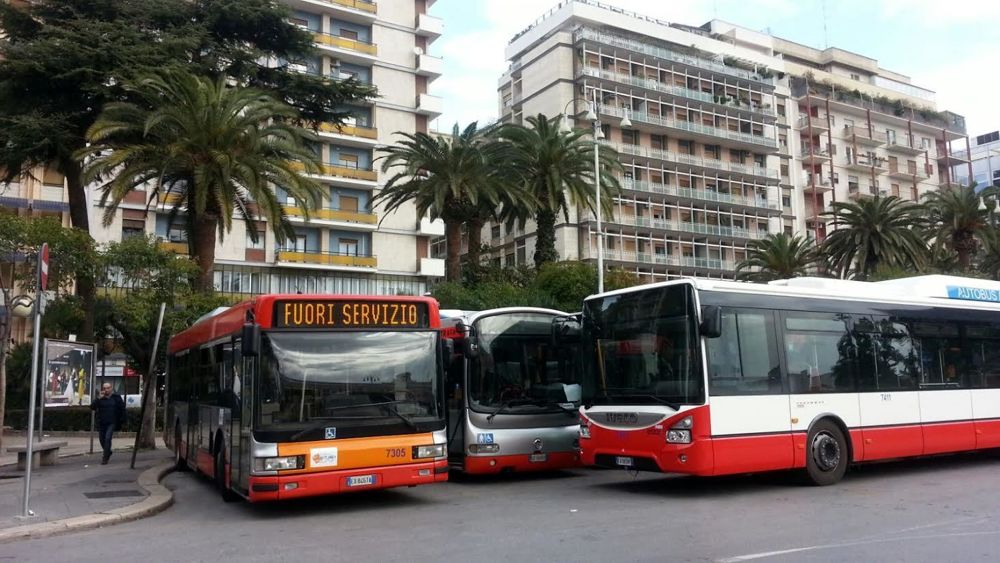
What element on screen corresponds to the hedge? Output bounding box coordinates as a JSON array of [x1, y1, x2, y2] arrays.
[[4, 406, 164, 432]]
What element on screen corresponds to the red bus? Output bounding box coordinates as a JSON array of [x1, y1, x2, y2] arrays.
[[574, 275, 1000, 485], [166, 294, 449, 501]]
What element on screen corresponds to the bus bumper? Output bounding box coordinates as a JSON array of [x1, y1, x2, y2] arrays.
[[464, 451, 581, 474], [247, 459, 448, 502]]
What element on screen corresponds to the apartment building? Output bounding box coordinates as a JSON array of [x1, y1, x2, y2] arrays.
[[492, 0, 968, 283], [952, 130, 1000, 189], [1, 0, 447, 308]]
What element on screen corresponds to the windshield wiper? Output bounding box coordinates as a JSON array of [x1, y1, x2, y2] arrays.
[[378, 402, 420, 431], [612, 394, 681, 410], [486, 398, 539, 422]]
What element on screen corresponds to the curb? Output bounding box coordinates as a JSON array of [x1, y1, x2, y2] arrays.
[[0, 461, 175, 544]]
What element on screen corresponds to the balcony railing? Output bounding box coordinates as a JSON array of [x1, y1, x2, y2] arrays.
[[843, 125, 887, 144], [598, 104, 777, 149], [588, 213, 766, 240], [602, 140, 779, 181], [575, 28, 773, 85], [283, 205, 377, 225], [313, 32, 377, 56], [276, 250, 377, 269], [577, 67, 775, 117], [596, 249, 737, 271], [158, 241, 189, 255], [290, 161, 378, 181], [318, 122, 378, 139], [620, 179, 775, 210], [320, 0, 377, 13], [158, 192, 184, 205]]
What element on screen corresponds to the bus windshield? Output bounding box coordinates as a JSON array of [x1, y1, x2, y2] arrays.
[[469, 313, 582, 414], [258, 331, 441, 439], [582, 284, 704, 407]]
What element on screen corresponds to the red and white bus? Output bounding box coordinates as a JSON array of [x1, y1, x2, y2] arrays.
[[166, 295, 449, 501], [575, 275, 1000, 485], [440, 308, 582, 474]]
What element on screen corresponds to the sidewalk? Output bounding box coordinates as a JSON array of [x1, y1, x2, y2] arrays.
[[0, 434, 173, 542], [0, 433, 157, 467]]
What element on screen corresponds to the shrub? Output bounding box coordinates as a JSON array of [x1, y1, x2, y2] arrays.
[[4, 406, 163, 432]]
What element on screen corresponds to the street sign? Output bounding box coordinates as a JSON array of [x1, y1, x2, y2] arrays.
[[39, 243, 49, 291]]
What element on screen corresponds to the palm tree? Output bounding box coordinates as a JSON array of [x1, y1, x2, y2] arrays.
[[736, 233, 820, 282], [922, 183, 993, 271], [822, 196, 927, 280], [375, 122, 515, 282], [499, 114, 622, 268], [79, 70, 323, 290]]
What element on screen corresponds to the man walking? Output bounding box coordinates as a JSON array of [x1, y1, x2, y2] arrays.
[[91, 383, 126, 464]]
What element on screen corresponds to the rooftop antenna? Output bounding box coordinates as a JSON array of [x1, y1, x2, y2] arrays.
[[821, 0, 829, 49]]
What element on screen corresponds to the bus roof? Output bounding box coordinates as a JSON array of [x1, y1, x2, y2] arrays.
[[168, 294, 439, 355], [583, 275, 1000, 313]]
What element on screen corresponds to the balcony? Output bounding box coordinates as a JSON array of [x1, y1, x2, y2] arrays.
[[158, 241, 189, 255], [598, 104, 777, 151], [416, 53, 443, 78], [416, 13, 443, 40], [885, 137, 926, 155], [575, 28, 774, 85], [419, 257, 445, 277], [416, 93, 443, 117], [844, 155, 887, 172], [576, 67, 776, 119], [158, 192, 184, 206], [276, 250, 377, 270], [313, 32, 377, 63], [842, 125, 886, 147], [887, 166, 919, 181], [291, 161, 378, 184], [619, 179, 777, 212], [316, 122, 379, 146], [294, 0, 377, 18], [797, 115, 830, 134], [603, 140, 779, 183], [587, 213, 766, 241], [800, 145, 832, 164], [418, 216, 446, 236], [848, 186, 882, 200], [282, 205, 377, 228], [596, 248, 737, 272], [802, 174, 834, 195]]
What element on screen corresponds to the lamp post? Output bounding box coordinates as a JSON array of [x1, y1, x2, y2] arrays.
[[562, 92, 631, 293]]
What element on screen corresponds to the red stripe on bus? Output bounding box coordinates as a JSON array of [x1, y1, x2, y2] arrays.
[[975, 419, 1000, 449], [463, 451, 581, 474], [247, 459, 448, 502]]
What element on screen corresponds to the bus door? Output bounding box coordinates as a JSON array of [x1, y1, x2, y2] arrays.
[[912, 321, 975, 454], [445, 350, 466, 464], [225, 341, 251, 494]]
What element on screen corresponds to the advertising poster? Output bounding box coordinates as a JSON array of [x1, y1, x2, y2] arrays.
[[43, 339, 96, 407]]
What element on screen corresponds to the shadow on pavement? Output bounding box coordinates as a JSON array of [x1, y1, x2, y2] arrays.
[[446, 468, 585, 486]]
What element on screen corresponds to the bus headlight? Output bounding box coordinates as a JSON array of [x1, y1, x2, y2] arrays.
[[413, 444, 446, 459], [666, 416, 693, 444], [255, 455, 304, 471], [579, 424, 591, 439]]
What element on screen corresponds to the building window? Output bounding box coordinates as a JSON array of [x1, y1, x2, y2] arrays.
[[339, 153, 360, 169], [285, 234, 307, 252], [777, 103, 785, 117], [491, 224, 501, 240], [338, 238, 359, 255], [651, 134, 666, 151], [504, 252, 515, 265], [782, 195, 791, 208], [516, 241, 526, 264], [121, 219, 145, 239], [247, 230, 265, 250], [621, 129, 639, 145], [167, 226, 186, 243], [705, 144, 721, 160], [850, 73, 860, 81]]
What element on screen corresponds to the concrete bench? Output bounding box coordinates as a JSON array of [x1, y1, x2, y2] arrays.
[[7, 441, 69, 471]]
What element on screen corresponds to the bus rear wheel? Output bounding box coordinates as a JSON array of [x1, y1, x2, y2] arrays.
[[805, 420, 848, 486]]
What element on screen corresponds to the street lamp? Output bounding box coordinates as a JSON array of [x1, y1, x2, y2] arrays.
[[562, 91, 632, 293]]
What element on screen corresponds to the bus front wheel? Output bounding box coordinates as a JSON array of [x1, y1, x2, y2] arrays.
[[214, 445, 239, 502], [805, 420, 848, 486], [173, 425, 188, 472]]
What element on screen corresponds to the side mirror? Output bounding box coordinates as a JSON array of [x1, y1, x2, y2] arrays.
[[551, 314, 581, 346], [241, 323, 260, 356], [442, 338, 455, 362], [700, 306, 722, 338], [455, 321, 479, 358]]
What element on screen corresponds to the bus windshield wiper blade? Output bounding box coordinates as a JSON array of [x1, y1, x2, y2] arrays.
[[486, 398, 538, 422], [379, 402, 419, 431], [613, 394, 681, 410]]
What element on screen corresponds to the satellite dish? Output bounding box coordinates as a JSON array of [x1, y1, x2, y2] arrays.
[[413, 46, 424, 56]]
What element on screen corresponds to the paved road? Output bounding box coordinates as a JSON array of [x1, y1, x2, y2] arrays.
[[4, 453, 1000, 562]]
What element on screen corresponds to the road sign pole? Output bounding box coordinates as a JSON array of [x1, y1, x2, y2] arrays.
[[21, 243, 48, 518]]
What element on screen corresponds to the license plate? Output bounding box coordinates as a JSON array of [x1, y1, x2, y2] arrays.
[[346, 474, 375, 487], [529, 453, 547, 463], [615, 456, 634, 467]]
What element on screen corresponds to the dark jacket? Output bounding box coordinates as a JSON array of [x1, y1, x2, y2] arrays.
[[91, 394, 126, 429]]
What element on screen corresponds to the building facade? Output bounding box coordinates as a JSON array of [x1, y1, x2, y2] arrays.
[[490, 0, 968, 283], [1, 0, 446, 310], [952, 130, 1000, 189]]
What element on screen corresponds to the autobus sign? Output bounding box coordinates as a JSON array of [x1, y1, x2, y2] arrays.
[[946, 285, 1000, 303]]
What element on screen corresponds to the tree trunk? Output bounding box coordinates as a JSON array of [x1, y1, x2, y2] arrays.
[[445, 221, 462, 282], [466, 218, 484, 267], [191, 214, 218, 292], [62, 158, 96, 342], [0, 295, 9, 451], [534, 208, 558, 268]]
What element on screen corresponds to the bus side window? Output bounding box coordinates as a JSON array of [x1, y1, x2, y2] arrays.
[[783, 312, 854, 394], [706, 308, 780, 396], [966, 324, 1000, 389]]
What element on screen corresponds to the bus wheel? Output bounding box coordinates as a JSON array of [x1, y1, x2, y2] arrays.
[[173, 425, 188, 472], [805, 420, 848, 486], [214, 446, 239, 503]]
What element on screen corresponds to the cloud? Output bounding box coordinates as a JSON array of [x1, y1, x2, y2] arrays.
[[910, 43, 1000, 135]]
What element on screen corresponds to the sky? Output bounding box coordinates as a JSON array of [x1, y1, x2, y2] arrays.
[[428, 0, 998, 138]]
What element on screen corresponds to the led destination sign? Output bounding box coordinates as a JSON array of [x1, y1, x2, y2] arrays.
[[274, 300, 430, 329]]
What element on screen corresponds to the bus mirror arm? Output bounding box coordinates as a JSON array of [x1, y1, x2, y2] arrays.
[[441, 338, 455, 363], [700, 306, 722, 338], [241, 323, 261, 356]]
